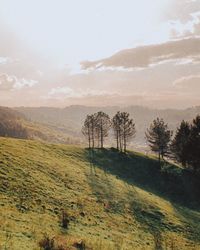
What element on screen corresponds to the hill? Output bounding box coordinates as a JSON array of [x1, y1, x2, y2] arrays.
[[0, 107, 81, 145], [0, 137, 200, 249], [16, 105, 200, 150], [0, 106, 28, 139]]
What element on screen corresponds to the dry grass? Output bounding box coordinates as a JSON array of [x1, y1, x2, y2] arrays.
[[0, 137, 199, 249]]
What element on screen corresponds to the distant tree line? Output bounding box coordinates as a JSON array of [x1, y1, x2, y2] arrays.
[[0, 107, 28, 139], [82, 111, 200, 174], [0, 120, 28, 139]]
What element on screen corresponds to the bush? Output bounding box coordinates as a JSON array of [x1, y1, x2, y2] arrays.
[[39, 235, 55, 250], [39, 235, 68, 250], [73, 240, 86, 250], [61, 211, 70, 229]]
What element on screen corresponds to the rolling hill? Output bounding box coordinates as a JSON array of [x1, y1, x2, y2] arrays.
[[0, 137, 200, 249], [0, 107, 81, 145], [16, 105, 200, 150]]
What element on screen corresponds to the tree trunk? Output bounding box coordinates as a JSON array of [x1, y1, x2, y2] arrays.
[[124, 136, 126, 152], [88, 132, 91, 149], [123, 121, 126, 152], [92, 124, 94, 149], [100, 121, 103, 148], [158, 152, 161, 163], [116, 130, 119, 150], [119, 132, 122, 151]]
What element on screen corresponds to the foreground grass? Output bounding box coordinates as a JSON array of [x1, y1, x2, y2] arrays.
[[0, 137, 200, 249]]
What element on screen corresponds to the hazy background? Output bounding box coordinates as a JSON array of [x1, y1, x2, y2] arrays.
[[0, 0, 200, 108]]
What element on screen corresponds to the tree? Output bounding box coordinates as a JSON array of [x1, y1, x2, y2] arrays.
[[112, 111, 122, 150], [95, 111, 111, 148], [187, 115, 200, 173], [82, 114, 95, 148], [112, 111, 136, 152], [145, 118, 172, 162], [171, 120, 191, 167], [121, 112, 136, 152]]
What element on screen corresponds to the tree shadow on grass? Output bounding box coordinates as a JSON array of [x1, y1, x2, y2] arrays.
[[84, 148, 200, 247], [84, 148, 200, 209]]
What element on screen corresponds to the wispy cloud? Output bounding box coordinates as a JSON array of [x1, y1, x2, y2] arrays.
[[173, 75, 200, 92], [0, 73, 38, 91], [46, 86, 111, 100], [0, 57, 12, 65], [81, 38, 200, 70]]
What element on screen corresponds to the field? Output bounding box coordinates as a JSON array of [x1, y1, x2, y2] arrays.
[[0, 137, 200, 249]]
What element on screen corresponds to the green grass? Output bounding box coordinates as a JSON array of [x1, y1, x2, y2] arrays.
[[0, 137, 200, 250]]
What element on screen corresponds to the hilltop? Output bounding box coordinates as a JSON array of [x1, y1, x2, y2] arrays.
[[0, 137, 200, 249]]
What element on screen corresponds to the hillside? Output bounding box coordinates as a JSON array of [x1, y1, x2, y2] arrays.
[[0, 107, 28, 139], [0, 107, 81, 145], [0, 138, 200, 249]]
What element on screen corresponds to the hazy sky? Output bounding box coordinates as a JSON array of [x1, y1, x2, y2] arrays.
[[0, 0, 200, 108]]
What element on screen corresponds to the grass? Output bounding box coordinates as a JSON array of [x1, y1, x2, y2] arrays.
[[0, 137, 200, 249]]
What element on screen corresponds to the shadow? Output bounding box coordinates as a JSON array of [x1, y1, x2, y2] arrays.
[[84, 148, 200, 246], [84, 148, 200, 209]]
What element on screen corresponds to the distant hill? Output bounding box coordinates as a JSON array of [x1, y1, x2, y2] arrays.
[[0, 107, 81, 144], [0, 106, 28, 139], [0, 137, 200, 249], [16, 105, 200, 149]]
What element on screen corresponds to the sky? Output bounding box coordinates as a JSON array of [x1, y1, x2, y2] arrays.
[[0, 0, 200, 108]]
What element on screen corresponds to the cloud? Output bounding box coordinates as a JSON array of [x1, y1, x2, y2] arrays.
[[168, 11, 200, 38], [164, 0, 200, 23], [0, 73, 38, 91], [46, 86, 111, 100], [173, 75, 200, 92], [81, 38, 200, 70], [0, 57, 12, 65]]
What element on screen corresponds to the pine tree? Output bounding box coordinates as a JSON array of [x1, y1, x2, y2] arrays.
[[112, 111, 136, 152], [146, 118, 172, 162], [171, 120, 191, 167], [95, 111, 111, 148], [188, 115, 200, 173], [112, 111, 122, 150], [82, 114, 96, 148]]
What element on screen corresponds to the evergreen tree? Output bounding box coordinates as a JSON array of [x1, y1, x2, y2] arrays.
[[112, 111, 122, 150], [82, 114, 96, 148], [112, 111, 136, 152], [146, 118, 172, 162], [188, 115, 200, 173], [171, 120, 191, 167], [95, 111, 111, 148]]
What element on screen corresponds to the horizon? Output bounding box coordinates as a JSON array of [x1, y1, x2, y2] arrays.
[[9, 104, 200, 111]]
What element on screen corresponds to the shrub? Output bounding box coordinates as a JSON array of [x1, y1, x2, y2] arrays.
[[61, 211, 70, 229], [39, 235, 55, 250], [73, 240, 86, 250]]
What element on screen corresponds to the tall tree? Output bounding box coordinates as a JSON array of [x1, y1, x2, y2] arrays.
[[187, 115, 200, 173], [112, 112, 136, 152], [112, 111, 122, 150], [95, 111, 111, 148], [82, 114, 96, 148], [171, 120, 191, 167], [120, 112, 136, 152], [145, 118, 172, 162]]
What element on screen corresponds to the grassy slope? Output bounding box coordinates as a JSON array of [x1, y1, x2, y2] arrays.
[[0, 138, 200, 250], [22, 120, 81, 145]]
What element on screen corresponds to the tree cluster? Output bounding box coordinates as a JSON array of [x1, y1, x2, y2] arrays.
[[83, 112, 200, 174], [82, 111, 136, 152], [144, 116, 200, 173], [171, 115, 200, 173]]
